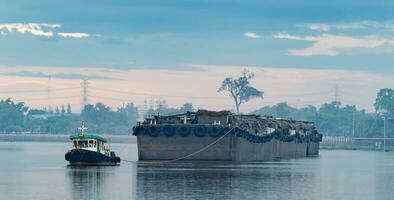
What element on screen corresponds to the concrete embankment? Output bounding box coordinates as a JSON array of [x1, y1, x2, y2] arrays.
[[0, 134, 136, 143]]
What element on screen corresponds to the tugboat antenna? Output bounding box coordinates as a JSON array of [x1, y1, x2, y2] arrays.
[[78, 121, 88, 137]]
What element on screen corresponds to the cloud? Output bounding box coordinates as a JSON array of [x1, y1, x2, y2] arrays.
[[300, 23, 366, 32], [0, 23, 61, 37], [299, 21, 394, 32], [58, 32, 90, 38], [1, 71, 120, 80], [243, 32, 262, 39], [0, 23, 91, 38], [274, 33, 394, 56], [302, 24, 331, 32]]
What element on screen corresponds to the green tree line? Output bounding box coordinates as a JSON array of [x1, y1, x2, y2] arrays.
[[0, 88, 393, 136], [0, 98, 194, 134]]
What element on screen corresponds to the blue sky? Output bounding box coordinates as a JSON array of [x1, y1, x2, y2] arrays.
[[1, 0, 394, 72], [1, 0, 394, 112]]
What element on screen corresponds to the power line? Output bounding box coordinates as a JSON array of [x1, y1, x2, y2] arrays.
[[90, 86, 329, 100], [0, 86, 80, 94], [90, 86, 224, 99], [81, 79, 89, 108], [14, 95, 81, 102]]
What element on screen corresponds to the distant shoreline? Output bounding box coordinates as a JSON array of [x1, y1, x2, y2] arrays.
[[0, 133, 136, 143]]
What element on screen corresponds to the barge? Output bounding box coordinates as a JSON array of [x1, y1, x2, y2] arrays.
[[133, 110, 322, 162]]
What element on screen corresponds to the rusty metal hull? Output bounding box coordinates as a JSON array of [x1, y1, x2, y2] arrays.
[[137, 133, 319, 162]]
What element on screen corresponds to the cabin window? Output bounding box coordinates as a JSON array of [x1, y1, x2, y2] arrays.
[[78, 140, 88, 148], [88, 140, 95, 147]]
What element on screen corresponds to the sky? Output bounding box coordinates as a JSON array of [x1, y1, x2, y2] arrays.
[[1, 0, 394, 113]]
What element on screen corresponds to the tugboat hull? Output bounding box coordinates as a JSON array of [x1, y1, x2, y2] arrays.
[[65, 149, 120, 166]]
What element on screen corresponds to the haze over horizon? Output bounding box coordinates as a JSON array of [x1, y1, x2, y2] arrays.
[[1, 0, 394, 113]]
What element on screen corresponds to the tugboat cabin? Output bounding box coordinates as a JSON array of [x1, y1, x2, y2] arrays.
[[69, 134, 110, 156]]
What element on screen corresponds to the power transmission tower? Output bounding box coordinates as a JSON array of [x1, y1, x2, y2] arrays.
[[333, 84, 340, 103], [81, 79, 89, 109]]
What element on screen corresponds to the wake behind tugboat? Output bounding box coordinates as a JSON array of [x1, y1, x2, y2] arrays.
[[65, 122, 120, 166]]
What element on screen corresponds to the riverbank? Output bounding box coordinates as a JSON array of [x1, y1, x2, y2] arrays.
[[0, 133, 136, 143]]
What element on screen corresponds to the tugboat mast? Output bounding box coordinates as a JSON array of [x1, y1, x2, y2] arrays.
[[78, 121, 88, 137]]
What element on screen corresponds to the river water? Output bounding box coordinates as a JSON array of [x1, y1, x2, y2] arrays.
[[0, 142, 393, 200]]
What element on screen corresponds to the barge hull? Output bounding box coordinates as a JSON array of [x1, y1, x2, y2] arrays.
[[137, 134, 319, 162]]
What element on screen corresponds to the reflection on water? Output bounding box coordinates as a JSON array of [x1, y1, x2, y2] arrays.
[[135, 162, 318, 200], [66, 165, 136, 200], [67, 167, 107, 200]]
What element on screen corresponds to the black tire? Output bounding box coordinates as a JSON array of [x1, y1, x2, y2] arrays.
[[194, 125, 207, 137], [163, 125, 176, 137], [148, 126, 159, 137], [223, 127, 231, 134], [139, 126, 147, 135], [209, 126, 223, 138], [132, 126, 137, 135], [282, 128, 290, 135], [177, 125, 190, 137], [234, 128, 242, 136], [134, 126, 146, 136], [273, 131, 281, 139]]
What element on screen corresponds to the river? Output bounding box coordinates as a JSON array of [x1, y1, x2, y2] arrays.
[[0, 142, 393, 200]]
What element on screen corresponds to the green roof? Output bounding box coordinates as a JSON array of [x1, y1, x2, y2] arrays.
[[69, 134, 107, 142]]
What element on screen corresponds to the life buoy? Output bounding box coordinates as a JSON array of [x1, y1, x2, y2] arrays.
[[194, 125, 207, 137], [177, 125, 190, 137], [148, 126, 159, 137], [163, 125, 176, 137], [209, 126, 222, 138]]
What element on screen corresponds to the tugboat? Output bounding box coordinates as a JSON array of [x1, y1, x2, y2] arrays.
[[65, 122, 120, 166]]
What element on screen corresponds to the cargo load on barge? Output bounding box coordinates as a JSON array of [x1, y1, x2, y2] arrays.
[[132, 110, 322, 162]]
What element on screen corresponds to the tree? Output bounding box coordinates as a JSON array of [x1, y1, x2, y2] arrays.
[[61, 105, 66, 116], [118, 103, 139, 125], [66, 104, 72, 114], [180, 103, 193, 113], [0, 98, 28, 132], [274, 102, 297, 118], [374, 88, 394, 114], [27, 109, 46, 116], [218, 70, 263, 113]]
